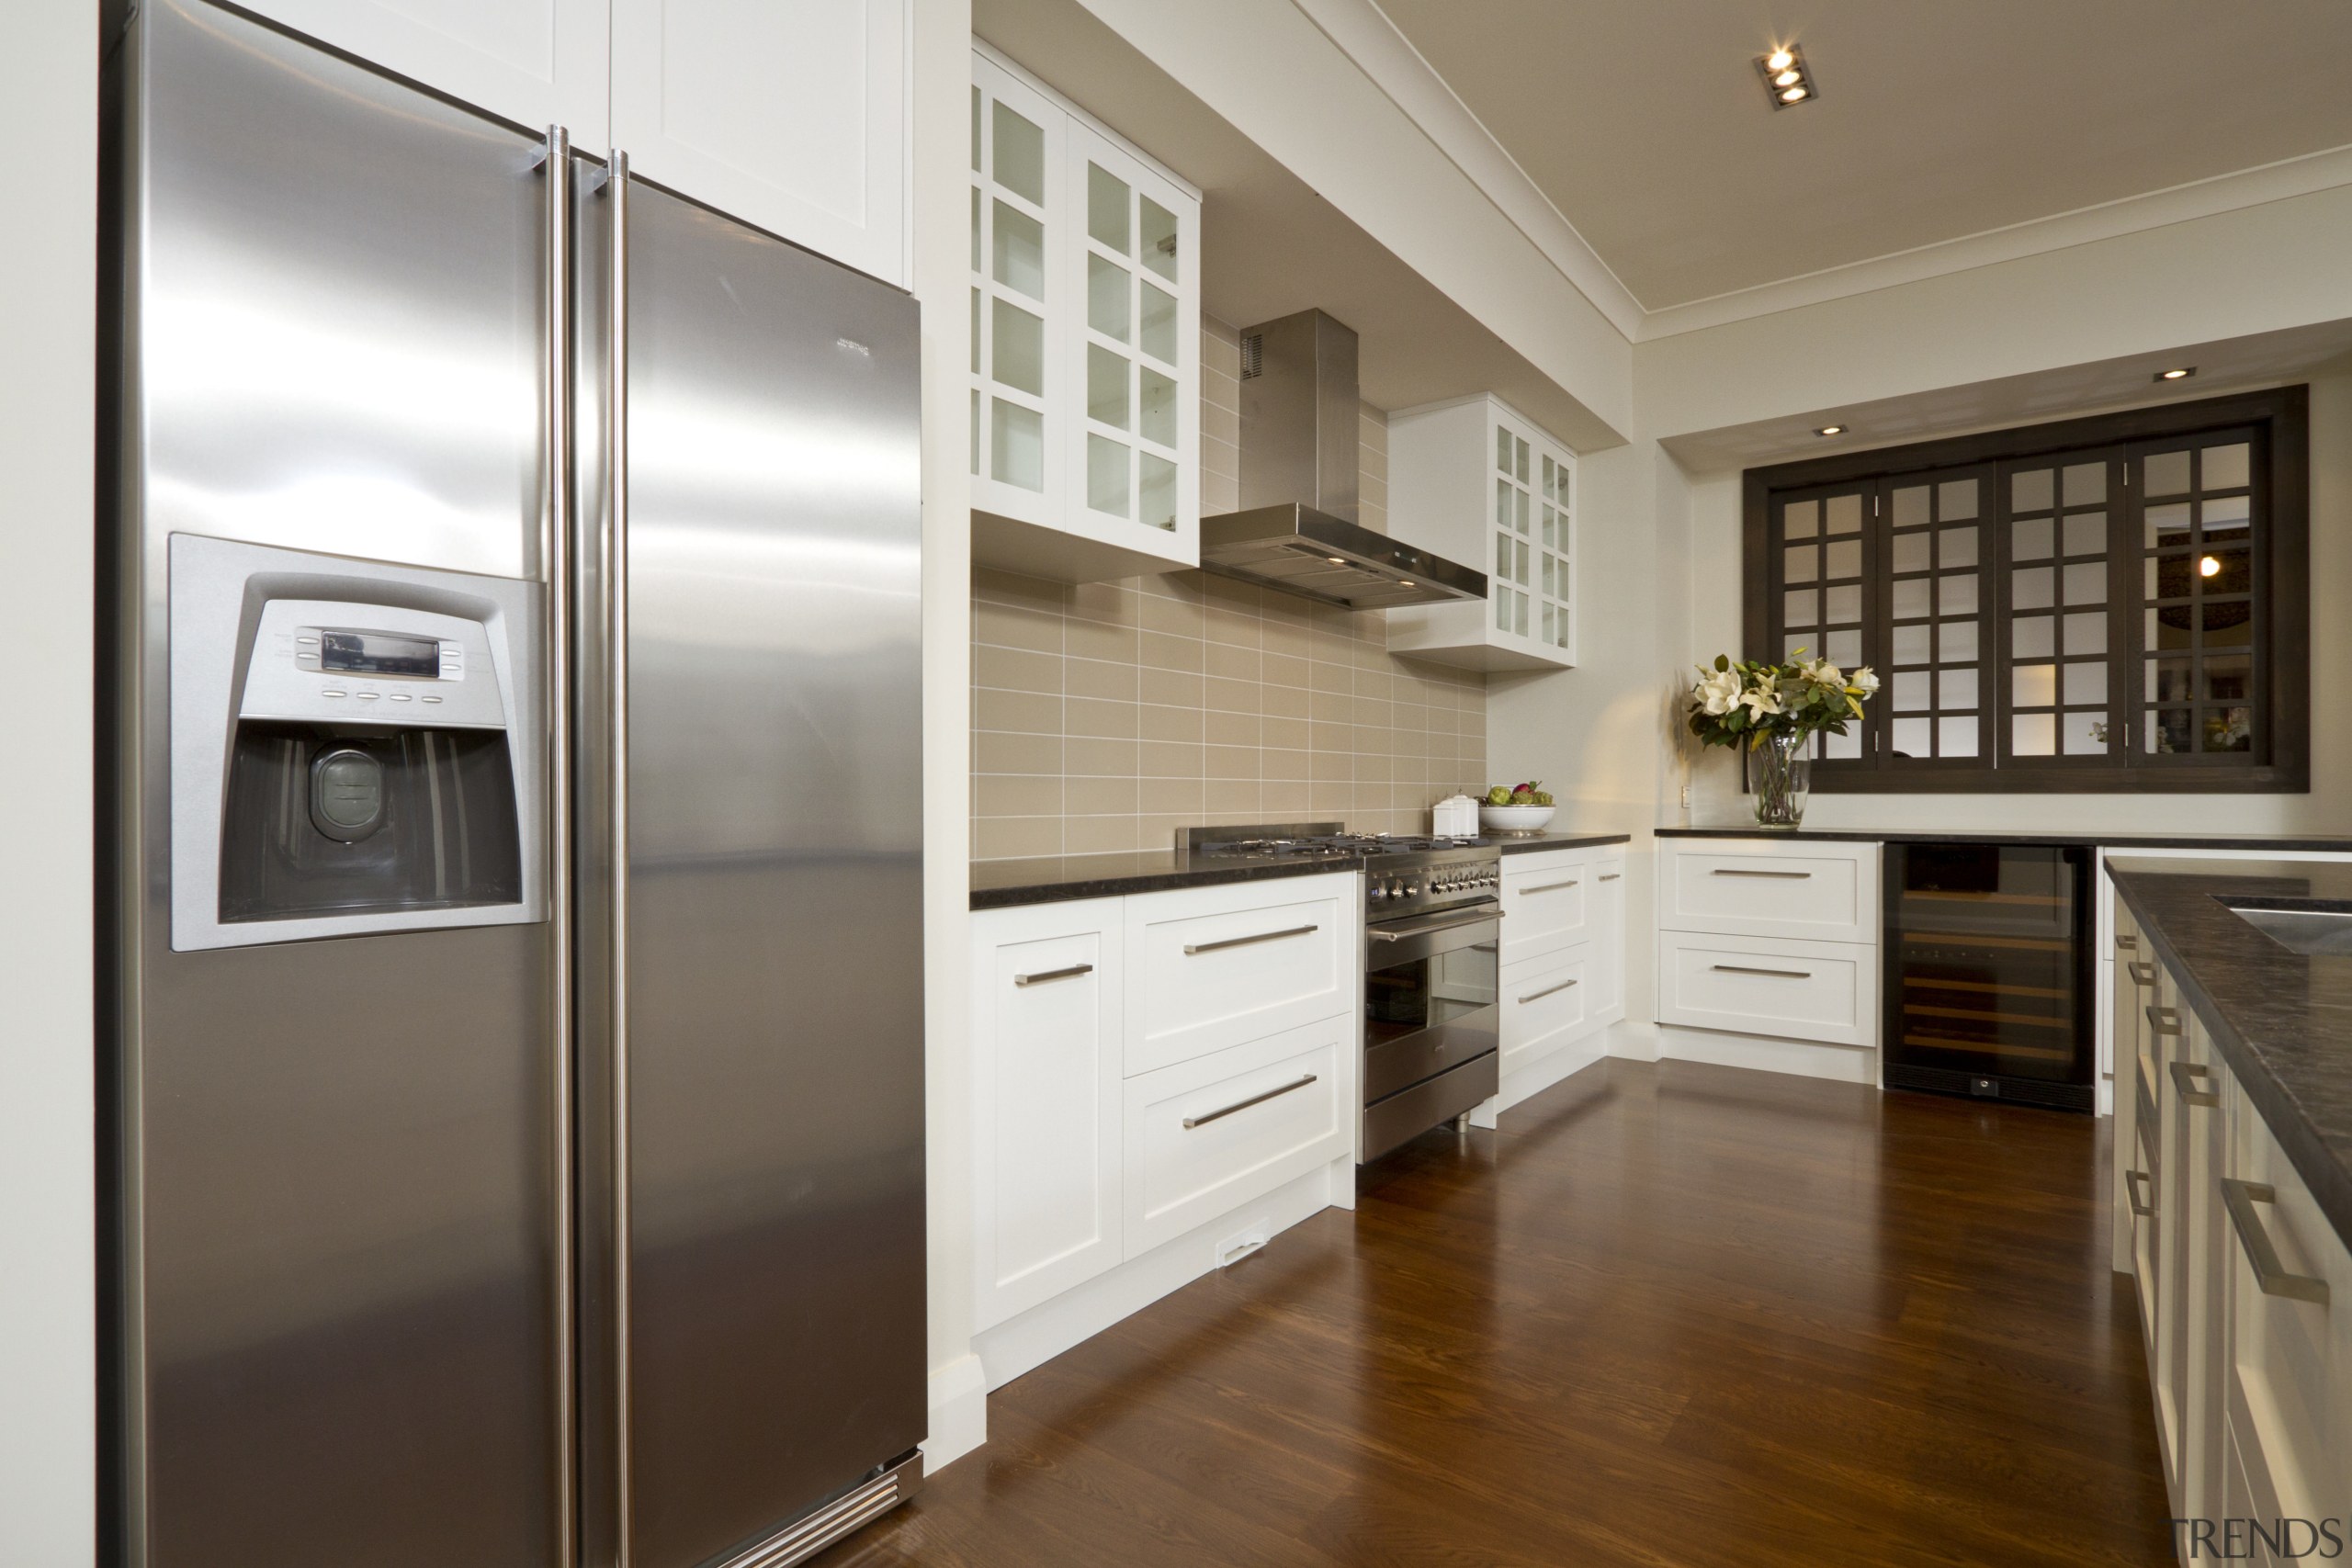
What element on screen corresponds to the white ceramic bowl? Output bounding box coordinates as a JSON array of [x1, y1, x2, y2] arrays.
[[1479, 804, 1556, 835]]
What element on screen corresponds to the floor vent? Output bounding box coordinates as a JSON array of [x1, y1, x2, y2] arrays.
[[1885, 1062, 2094, 1114], [720, 1451, 922, 1568]]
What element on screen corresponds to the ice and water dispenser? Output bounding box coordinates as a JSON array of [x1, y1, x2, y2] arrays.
[[170, 534, 545, 951]]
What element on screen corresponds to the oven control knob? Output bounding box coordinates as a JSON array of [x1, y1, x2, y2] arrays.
[[1404, 881, 1420, 897], [1368, 882, 1386, 901]]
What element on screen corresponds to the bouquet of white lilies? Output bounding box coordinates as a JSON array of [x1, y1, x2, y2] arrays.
[[1685, 650, 1879, 750]]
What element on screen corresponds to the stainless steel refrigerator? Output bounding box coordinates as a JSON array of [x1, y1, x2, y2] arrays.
[[104, 4, 927, 1564]]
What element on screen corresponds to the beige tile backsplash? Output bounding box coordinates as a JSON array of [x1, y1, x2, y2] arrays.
[[968, 318, 1488, 861]]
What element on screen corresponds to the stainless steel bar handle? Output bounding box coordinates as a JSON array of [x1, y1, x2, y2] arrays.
[[1713, 964, 1811, 978], [2170, 1061, 2219, 1108], [2116, 934, 2139, 952], [2146, 1004, 2183, 1038], [1522, 879, 1579, 895], [1599, 873, 1621, 883], [1713, 868, 1811, 879], [2220, 1179, 2331, 1305], [1184, 923, 1317, 955], [1518, 977, 1579, 1004], [1182, 1074, 1317, 1130], [2127, 961, 2158, 987], [1367, 910, 1501, 942], [537, 124, 578, 1568], [1013, 963, 1093, 987], [604, 146, 635, 1568], [2125, 1168, 2154, 1220]]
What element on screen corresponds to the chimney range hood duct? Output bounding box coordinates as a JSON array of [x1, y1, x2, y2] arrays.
[[1197, 310, 1486, 611]]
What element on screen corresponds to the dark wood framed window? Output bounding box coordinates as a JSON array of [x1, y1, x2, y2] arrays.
[[1743, 388, 2308, 792]]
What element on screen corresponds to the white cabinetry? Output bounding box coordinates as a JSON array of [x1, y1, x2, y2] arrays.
[[239, 0, 910, 286], [1654, 837, 1883, 1083], [969, 45, 1199, 583], [239, 0, 611, 144], [1492, 844, 1624, 1093], [970, 899, 1125, 1330], [1385, 395, 1576, 672], [612, 0, 909, 286], [2115, 888, 2352, 1561], [968, 873, 1355, 1360]]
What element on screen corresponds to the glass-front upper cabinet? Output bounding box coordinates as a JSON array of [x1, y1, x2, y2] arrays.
[[969, 44, 1200, 583], [1383, 394, 1577, 672]]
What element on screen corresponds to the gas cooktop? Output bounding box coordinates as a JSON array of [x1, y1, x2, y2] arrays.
[[1180, 822, 1482, 860]]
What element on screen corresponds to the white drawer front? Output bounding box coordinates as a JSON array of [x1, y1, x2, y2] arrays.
[[971, 902, 1125, 1330], [1656, 931, 1877, 1047], [1501, 857, 1590, 964], [1499, 943, 1593, 1075], [1123, 1016, 1351, 1258], [1661, 840, 1877, 942], [1125, 875, 1351, 1076]]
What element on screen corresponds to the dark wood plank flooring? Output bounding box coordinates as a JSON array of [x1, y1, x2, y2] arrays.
[[816, 1059, 2172, 1568]]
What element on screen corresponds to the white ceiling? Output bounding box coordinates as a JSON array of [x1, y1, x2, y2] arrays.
[[1372, 0, 2352, 311]]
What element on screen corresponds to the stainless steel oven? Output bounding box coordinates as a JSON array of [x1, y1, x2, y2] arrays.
[[1361, 847, 1502, 1159]]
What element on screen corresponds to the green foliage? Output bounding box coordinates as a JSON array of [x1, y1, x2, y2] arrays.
[[1684, 649, 1878, 751], [1485, 781, 1555, 807]]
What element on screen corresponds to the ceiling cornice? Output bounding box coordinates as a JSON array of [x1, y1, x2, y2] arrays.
[[1290, 0, 2352, 349], [1287, 0, 1646, 338], [1636, 141, 2352, 341]]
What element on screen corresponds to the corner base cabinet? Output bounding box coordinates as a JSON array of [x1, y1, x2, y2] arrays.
[[969, 874, 1357, 1337]]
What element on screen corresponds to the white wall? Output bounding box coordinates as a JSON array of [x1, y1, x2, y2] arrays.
[[1487, 437, 1693, 1044], [1677, 362, 2352, 834], [1638, 182, 2352, 440], [1, 5, 98, 1564], [910, 0, 987, 1471]]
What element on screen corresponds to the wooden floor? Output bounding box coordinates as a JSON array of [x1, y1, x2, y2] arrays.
[[817, 1059, 2172, 1568]]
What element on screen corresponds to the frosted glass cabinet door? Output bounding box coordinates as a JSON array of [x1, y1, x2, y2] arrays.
[[611, 0, 910, 288], [968, 54, 1067, 527], [242, 0, 611, 142], [1062, 120, 1198, 558]]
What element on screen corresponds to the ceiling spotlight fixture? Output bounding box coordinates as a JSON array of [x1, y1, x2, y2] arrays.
[[1815, 423, 1845, 437], [2155, 366, 2197, 382], [2200, 555, 2222, 578], [1758, 44, 1817, 109], [1327, 557, 1347, 565]]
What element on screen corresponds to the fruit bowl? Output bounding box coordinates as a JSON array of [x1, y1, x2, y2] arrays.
[[1479, 804, 1556, 836]]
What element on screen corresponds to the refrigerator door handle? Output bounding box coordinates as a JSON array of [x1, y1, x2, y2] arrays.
[[538, 123, 580, 1568], [604, 147, 637, 1568]]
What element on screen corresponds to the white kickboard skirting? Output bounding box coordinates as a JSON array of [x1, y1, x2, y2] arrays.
[[1472, 1031, 1611, 1127], [973, 1156, 1350, 1394], [921, 1354, 989, 1472], [1656, 1022, 1878, 1085]]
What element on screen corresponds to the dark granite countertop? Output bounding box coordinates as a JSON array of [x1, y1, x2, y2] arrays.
[[970, 830, 1632, 911], [2106, 856, 2352, 1251], [1659, 827, 2352, 851]]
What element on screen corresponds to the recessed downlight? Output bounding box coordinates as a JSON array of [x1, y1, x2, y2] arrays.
[[2200, 555, 2222, 578], [1758, 44, 1817, 108], [2155, 366, 2197, 382], [1327, 557, 1347, 565], [1815, 423, 1845, 437], [1398, 580, 1416, 588]]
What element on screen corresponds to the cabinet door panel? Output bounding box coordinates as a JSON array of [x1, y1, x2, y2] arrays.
[[972, 902, 1123, 1330], [613, 0, 908, 287], [1591, 854, 1626, 1021], [243, 0, 609, 142]]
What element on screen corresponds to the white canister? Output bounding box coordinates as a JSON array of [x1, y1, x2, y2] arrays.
[[1431, 794, 1478, 838]]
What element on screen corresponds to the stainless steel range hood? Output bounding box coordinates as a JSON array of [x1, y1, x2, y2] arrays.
[[1198, 310, 1486, 611]]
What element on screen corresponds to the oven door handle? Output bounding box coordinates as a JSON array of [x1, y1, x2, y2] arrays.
[[1368, 909, 1501, 942]]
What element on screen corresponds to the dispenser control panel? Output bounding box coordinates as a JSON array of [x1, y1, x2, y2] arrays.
[[239, 598, 504, 728]]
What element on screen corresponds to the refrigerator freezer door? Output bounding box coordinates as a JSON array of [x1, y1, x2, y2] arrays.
[[117, 4, 563, 1566], [576, 175, 927, 1568]]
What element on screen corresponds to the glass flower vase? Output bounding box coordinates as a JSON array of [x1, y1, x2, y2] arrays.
[[1751, 731, 1810, 829]]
